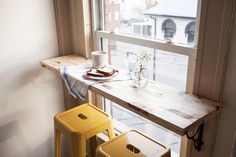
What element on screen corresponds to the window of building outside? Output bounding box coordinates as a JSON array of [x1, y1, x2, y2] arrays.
[[143, 25, 152, 36], [185, 21, 196, 43], [93, 0, 199, 155], [133, 25, 141, 34], [162, 19, 176, 40]]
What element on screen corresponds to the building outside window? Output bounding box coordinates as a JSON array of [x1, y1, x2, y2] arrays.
[[144, 0, 197, 44]]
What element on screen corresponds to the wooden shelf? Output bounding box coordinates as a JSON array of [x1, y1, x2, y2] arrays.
[[40, 54, 219, 136], [40, 54, 91, 75], [90, 80, 219, 136]]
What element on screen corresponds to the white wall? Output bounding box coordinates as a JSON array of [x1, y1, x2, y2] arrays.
[[213, 12, 236, 157], [0, 0, 65, 157]]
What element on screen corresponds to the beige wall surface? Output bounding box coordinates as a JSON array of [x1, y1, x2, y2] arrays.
[[213, 12, 236, 157], [0, 0, 65, 157]]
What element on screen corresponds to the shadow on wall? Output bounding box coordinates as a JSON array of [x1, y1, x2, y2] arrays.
[[231, 131, 236, 157], [0, 118, 30, 156], [0, 120, 58, 157], [0, 69, 65, 157], [0, 121, 19, 142]]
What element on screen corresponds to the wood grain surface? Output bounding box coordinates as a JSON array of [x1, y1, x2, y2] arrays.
[[90, 80, 219, 135], [41, 54, 219, 135]]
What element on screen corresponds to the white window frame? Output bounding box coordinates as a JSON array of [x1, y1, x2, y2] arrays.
[[91, 0, 201, 93]]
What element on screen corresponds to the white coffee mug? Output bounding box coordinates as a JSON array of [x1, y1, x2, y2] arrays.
[[91, 51, 108, 69]]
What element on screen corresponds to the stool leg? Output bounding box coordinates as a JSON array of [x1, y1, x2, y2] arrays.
[[89, 136, 98, 157], [107, 121, 115, 139], [70, 134, 86, 157], [54, 129, 61, 157]]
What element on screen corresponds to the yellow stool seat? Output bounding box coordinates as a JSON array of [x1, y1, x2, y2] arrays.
[[96, 130, 171, 157], [54, 103, 115, 157]]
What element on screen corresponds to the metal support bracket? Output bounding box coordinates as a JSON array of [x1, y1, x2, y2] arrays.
[[187, 124, 204, 151]]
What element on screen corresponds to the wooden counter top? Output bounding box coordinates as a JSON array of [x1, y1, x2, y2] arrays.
[[90, 80, 219, 135], [40, 54, 91, 74], [40, 54, 219, 136]]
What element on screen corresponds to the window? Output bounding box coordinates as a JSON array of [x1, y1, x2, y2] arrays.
[[162, 19, 176, 40], [101, 38, 188, 90], [142, 25, 152, 36], [133, 25, 141, 34], [185, 21, 196, 44], [97, 0, 198, 92], [92, 0, 200, 155]]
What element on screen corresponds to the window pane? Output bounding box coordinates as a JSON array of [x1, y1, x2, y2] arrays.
[[155, 50, 188, 91], [102, 39, 188, 91], [104, 100, 181, 155], [104, 0, 198, 46]]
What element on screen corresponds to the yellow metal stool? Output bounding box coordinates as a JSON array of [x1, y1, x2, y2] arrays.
[[96, 130, 171, 157], [54, 103, 115, 157]]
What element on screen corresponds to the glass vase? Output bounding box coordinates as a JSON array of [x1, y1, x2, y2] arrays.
[[133, 77, 148, 88]]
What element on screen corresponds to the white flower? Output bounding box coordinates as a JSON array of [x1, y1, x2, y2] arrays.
[[134, 51, 151, 81]]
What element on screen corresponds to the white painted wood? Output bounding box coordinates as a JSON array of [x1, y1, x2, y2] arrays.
[[186, 52, 197, 93], [193, 0, 235, 101], [96, 31, 197, 57], [180, 135, 192, 157]]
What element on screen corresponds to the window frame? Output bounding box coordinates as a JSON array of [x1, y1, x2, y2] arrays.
[[91, 0, 201, 93]]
